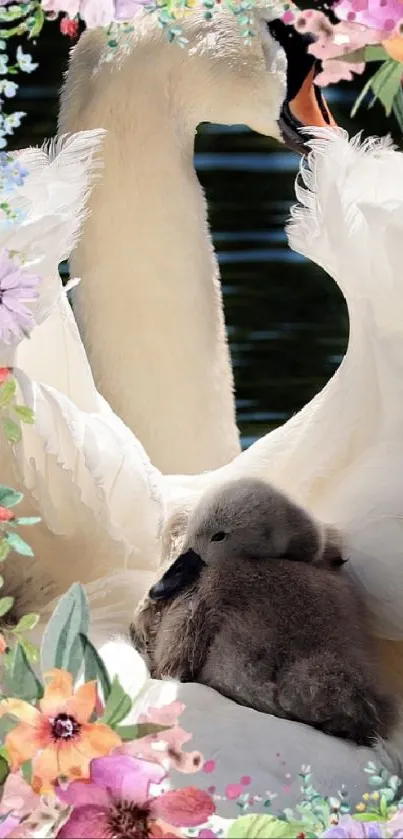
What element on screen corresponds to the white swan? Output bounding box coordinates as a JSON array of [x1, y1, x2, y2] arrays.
[[3, 125, 403, 813], [59, 6, 335, 474]]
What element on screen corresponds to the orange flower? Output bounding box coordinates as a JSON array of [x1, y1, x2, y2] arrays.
[[1, 670, 121, 794], [382, 36, 403, 61]]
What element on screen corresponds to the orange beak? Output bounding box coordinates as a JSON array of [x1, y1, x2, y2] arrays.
[[267, 19, 338, 155]]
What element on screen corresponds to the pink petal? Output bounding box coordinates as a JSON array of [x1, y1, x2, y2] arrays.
[[141, 702, 185, 727], [0, 773, 40, 818], [56, 780, 111, 809], [225, 784, 244, 800], [202, 761, 216, 774], [90, 755, 165, 804], [0, 816, 20, 839], [150, 787, 215, 828], [57, 806, 110, 839]]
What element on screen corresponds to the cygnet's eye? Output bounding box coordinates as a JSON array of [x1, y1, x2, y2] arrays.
[[211, 531, 226, 542]]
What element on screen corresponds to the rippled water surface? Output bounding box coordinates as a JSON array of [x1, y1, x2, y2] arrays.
[[11, 24, 397, 446]]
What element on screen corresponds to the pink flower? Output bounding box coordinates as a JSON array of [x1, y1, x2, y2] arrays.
[[120, 702, 203, 774], [79, 0, 114, 27], [57, 755, 215, 839], [315, 57, 365, 84], [41, 0, 80, 16], [335, 0, 403, 33], [290, 10, 381, 85]]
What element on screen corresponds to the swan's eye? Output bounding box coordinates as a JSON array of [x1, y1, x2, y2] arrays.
[[211, 531, 226, 542]]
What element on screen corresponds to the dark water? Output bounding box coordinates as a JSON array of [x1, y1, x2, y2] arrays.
[[8, 22, 398, 447]]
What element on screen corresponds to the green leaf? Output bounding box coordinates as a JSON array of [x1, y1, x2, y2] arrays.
[[354, 812, 385, 822], [5, 532, 34, 557], [100, 676, 132, 728], [4, 642, 43, 702], [2, 419, 21, 444], [365, 44, 389, 62], [19, 638, 39, 665], [13, 405, 35, 424], [227, 815, 296, 839], [14, 517, 41, 527], [40, 583, 89, 678], [14, 613, 39, 633], [0, 487, 23, 508], [0, 378, 16, 408], [78, 633, 111, 703], [21, 760, 32, 785], [0, 542, 9, 563], [115, 722, 171, 741], [0, 597, 14, 619], [370, 59, 402, 116], [0, 755, 9, 785], [392, 84, 403, 132]]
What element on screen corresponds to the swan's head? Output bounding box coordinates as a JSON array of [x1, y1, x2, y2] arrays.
[[145, 4, 337, 152]]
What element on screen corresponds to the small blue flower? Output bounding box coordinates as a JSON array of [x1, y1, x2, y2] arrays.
[[1, 81, 18, 98], [0, 54, 8, 75], [16, 46, 38, 74], [2, 112, 25, 134]]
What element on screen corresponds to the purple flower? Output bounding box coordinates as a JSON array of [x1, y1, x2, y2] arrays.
[[0, 250, 40, 345], [322, 815, 385, 838], [114, 0, 149, 19]]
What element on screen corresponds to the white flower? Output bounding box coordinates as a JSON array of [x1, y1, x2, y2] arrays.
[[16, 46, 38, 74], [0, 81, 18, 98], [3, 112, 25, 134]]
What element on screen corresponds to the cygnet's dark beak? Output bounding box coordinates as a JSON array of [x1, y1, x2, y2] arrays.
[[267, 17, 337, 155], [149, 549, 206, 601]]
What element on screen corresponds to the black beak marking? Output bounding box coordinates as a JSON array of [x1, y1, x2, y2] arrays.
[[149, 549, 206, 601]]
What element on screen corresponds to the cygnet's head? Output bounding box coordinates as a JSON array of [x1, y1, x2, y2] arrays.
[[183, 478, 325, 563], [149, 478, 336, 601]]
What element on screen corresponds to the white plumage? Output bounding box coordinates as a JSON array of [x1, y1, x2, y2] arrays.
[[3, 125, 403, 806]]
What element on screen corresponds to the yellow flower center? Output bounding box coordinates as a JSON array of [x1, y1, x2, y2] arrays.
[[51, 713, 81, 741]]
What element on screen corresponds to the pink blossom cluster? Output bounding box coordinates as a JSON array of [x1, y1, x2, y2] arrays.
[[41, 0, 148, 28]]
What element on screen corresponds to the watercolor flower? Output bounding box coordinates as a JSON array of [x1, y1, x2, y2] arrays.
[[79, 0, 114, 27], [321, 815, 385, 837], [0, 670, 121, 793], [114, 0, 149, 19], [0, 251, 40, 345], [60, 16, 79, 36], [0, 506, 15, 521], [290, 11, 382, 84], [0, 367, 10, 383], [41, 0, 81, 15], [15, 47, 38, 74], [0, 816, 21, 839], [334, 0, 403, 34], [121, 701, 203, 774], [57, 754, 215, 838]]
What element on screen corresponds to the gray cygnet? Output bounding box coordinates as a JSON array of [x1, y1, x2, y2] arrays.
[[131, 478, 396, 746]]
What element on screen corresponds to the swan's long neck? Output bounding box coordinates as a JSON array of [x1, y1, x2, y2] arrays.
[[61, 36, 240, 475]]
